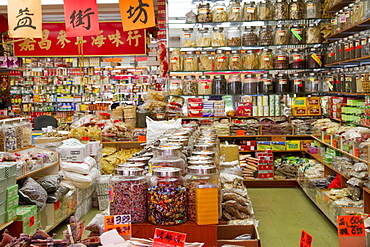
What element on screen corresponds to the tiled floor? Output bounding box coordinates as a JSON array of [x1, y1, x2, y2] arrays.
[[248, 188, 338, 247]]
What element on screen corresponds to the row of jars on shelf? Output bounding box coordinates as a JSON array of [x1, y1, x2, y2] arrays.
[[325, 66, 370, 93], [169, 72, 322, 95], [170, 47, 323, 71], [187, 0, 321, 23], [180, 24, 321, 47]]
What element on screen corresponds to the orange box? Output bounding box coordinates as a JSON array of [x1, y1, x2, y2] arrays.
[[307, 97, 321, 106], [308, 106, 321, 115], [292, 107, 307, 116]]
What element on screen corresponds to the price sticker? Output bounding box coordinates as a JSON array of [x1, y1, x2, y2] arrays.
[[337, 215, 365, 237], [300, 230, 313, 247], [153, 228, 187, 247], [104, 215, 132, 236]]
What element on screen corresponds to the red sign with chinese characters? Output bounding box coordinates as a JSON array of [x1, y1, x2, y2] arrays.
[[337, 215, 366, 237], [119, 0, 156, 31], [13, 22, 146, 57], [153, 228, 186, 247], [63, 0, 100, 37], [300, 230, 313, 247]]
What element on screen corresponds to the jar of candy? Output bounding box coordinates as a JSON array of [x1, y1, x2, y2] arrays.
[[227, 75, 242, 95], [214, 50, 228, 70], [197, 3, 212, 22], [183, 51, 198, 71], [226, 27, 241, 46], [305, 0, 321, 18], [227, 0, 242, 21], [212, 75, 227, 94], [228, 50, 242, 70], [243, 49, 259, 69], [169, 76, 183, 95], [275, 73, 289, 93], [289, 0, 304, 19], [150, 146, 187, 175], [243, 1, 257, 21], [181, 28, 195, 47], [212, 27, 226, 47], [306, 48, 323, 68], [306, 23, 321, 43], [169, 49, 181, 71], [290, 73, 305, 93], [199, 51, 213, 71], [185, 165, 219, 221], [243, 74, 260, 94], [273, 48, 289, 69], [258, 0, 273, 20], [148, 167, 186, 225], [259, 26, 273, 45], [305, 73, 321, 93], [110, 168, 148, 223], [198, 75, 213, 95], [259, 48, 273, 69], [242, 26, 258, 46], [274, 25, 289, 45], [274, 0, 289, 20], [183, 75, 198, 95], [260, 73, 274, 94], [212, 2, 227, 22], [2, 122, 16, 152], [289, 48, 305, 69], [196, 28, 211, 47]]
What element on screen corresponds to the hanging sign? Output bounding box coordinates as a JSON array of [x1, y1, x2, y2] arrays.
[[104, 215, 132, 237], [153, 228, 186, 247], [119, 0, 156, 31], [13, 22, 146, 57], [63, 0, 100, 37], [299, 230, 313, 247], [8, 0, 42, 38]]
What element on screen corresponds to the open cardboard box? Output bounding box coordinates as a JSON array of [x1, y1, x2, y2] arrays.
[[217, 225, 261, 247]]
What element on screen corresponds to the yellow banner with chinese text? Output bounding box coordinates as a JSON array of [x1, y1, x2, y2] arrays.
[[119, 0, 155, 31]]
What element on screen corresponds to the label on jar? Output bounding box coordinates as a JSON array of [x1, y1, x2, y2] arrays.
[[186, 57, 194, 62], [290, 4, 297, 10], [331, 19, 337, 25], [247, 7, 255, 13], [293, 54, 302, 60], [170, 57, 179, 63], [307, 3, 315, 9], [345, 11, 350, 17], [344, 43, 349, 52], [199, 8, 207, 14], [279, 79, 287, 84], [294, 79, 302, 85], [264, 79, 272, 85], [232, 7, 240, 12], [345, 75, 352, 81], [340, 14, 346, 23], [171, 82, 179, 86], [362, 38, 367, 45], [217, 56, 226, 62], [232, 56, 240, 61], [183, 33, 191, 38], [311, 53, 322, 66], [291, 28, 303, 41], [217, 8, 225, 12], [278, 55, 287, 60], [278, 30, 286, 36], [263, 55, 270, 61]]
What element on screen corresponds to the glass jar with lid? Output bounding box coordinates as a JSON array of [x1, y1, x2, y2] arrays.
[[227, 75, 242, 95], [273, 48, 289, 69], [211, 27, 226, 47], [338, 10, 346, 31], [289, 0, 304, 19], [118, 162, 146, 171], [305, 73, 321, 93], [242, 27, 258, 46], [289, 24, 305, 44], [305, 0, 321, 18], [150, 146, 187, 175], [196, 28, 211, 47], [242, 49, 259, 69], [151, 107, 166, 121], [198, 75, 213, 95], [274, 25, 288, 45], [331, 14, 338, 35], [212, 2, 227, 22], [185, 10, 197, 23], [197, 3, 212, 22], [214, 50, 228, 70], [181, 28, 195, 47], [169, 49, 181, 71], [183, 75, 198, 95], [274, 0, 289, 20], [260, 73, 274, 94], [13, 120, 23, 149], [306, 48, 323, 68], [360, 31, 368, 57], [183, 51, 198, 71], [257, 0, 273, 20], [243, 74, 260, 94], [349, 35, 356, 59], [185, 165, 219, 221], [110, 168, 148, 223], [343, 37, 350, 60], [259, 26, 273, 45], [137, 107, 150, 128], [306, 23, 321, 43], [227, 0, 242, 21], [275, 73, 289, 93], [243, 1, 257, 21], [212, 75, 227, 94], [354, 33, 362, 58], [148, 167, 186, 225], [354, 0, 364, 23], [2, 122, 16, 152], [290, 73, 305, 93], [20, 119, 32, 148], [344, 6, 352, 29], [199, 50, 213, 71], [228, 50, 242, 70], [169, 76, 183, 95], [289, 48, 305, 69], [259, 48, 273, 69], [226, 27, 241, 46]]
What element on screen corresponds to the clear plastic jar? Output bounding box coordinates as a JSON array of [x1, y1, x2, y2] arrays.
[[349, 35, 356, 59], [274, 25, 289, 45], [273, 48, 289, 69], [289, 48, 305, 69], [2, 122, 17, 152], [214, 50, 228, 70], [169, 76, 183, 95], [242, 27, 258, 46], [243, 49, 259, 69], [306, 48, 323, 68], [148, 167, 186, 225], [305, 73, 321, 92], [226, 27, 241, 46], [289, 24, 305, 44], [228, 50, 242, 70], [212, 27, 226, 47], [183, 75, 198, 95], [169, 49, 181, 71], [20, 120, 32, 148], [343, 37, 350, 60], [185, 10, 197, 24], [260, 73, 274, 94], [197, 3, 212, 22], [196, 28, 211, 47], [212, 75, 227, 94], [259, 48, 273, 69], [183, 51, 198, 71], [199, 51, 213, 71], [185, 165, 219, 221], [227, 75, 242, 95], [338, 10, 346, 31], [258, 0, 273, 20], [275, 73, 289, 93], [198, 75, 213, 95], [331, 14, 338, 35], [212, 2, 227, 22], [181, 28, 195, 47], [150, 146, 187, 175], [243, 74, 260, 94], [274, 0, 289, 20], [243, 1, 257, 21], [344, 6, 352, 29], [137, 107, 150, 128], [110, 168, 148, 223], [289, 0, 304, 19], [227, 0, 242, 21], [259, 26, 273, 45], [306, 23, 321, 43], [305, 0, 321, 18], [290, 73, 305, 93]]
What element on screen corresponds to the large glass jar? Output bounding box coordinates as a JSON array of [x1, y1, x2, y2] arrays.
[[289, 48, 305, 68], [275, 73, 289, 93], [289, 0, 304, 19], [110, 168, 147, 223], [13, 120, 23, 150], [305, 73, 321, 92], [273, 48, 289, 69], [343, 37, 350, 61], [243, 1, 257, 21], [227, 75, 242, 95], [169, 49, 181, 71], [259, 26, 273, 45], [212, 2, 227, 22], [169, 76, 183, 95], [289, 24, 305, 44], [354, 33, 361, 58], [274, 25, 289, 45], [212, 75, 227, 94], [274, 0, 289, 20], [150, 146, 186, 175], [258, 0, 273, 20], [20, 120, 32, 148], [344, 6, 352, 29], [349, 35, 356, 59], [198, 75, 213, 95], [199, 51, 213, 71], [183, 75, 198, 95], [243, 49, 259, 69], [185, 165, 219, 221], [227, 0, 242, 21], [259, 48, 273, 69], [305, 0, 321, 18], [196, 28, 211, 47], [228, 50, 242, 70], [306, 48, 323, 68], [148, 167, 186, 225], [260, 73, 274, 94], [242, 27, 258, 46], [181, 28, 195, 47], [306, 23, 321, 43], [183, 51, 198, 71], [243, 74, 260, 94], [214, 50, 228, 70], [211, 27, 226, 47], [290, 73, 305, 93], [226, 27, 241, 46], [151, 107, 166, 121], [2, 122, 16, 152], [197, 3, 212, 22]]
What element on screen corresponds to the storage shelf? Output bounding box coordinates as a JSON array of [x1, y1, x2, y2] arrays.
[[45, 210, 76, 233], [240, 150, 305, 153], [243, 179, 298, 188], [324, 92, 369, 96], [326, 0, 355, 13], [101, 141, 146, 144], [169, 43, 324, 50], [169, 68, 326, 74], [16, 161, 59, 180], [325, 54, 370, 66], [306, 152, 350, 180], [327, 17, 370, 40], [0, 217, 17, 231], [219, 135, 311, 138]]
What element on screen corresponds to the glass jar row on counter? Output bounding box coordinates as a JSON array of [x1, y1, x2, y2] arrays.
[[188, 0, 321, 23], [325, 66, 370, 93], [170, 48, 323, 71], [180, 24, 321, 47], [0, 119, 33, 152], [169, 72, 322, 95]]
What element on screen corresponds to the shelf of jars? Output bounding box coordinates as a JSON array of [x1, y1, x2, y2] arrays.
[[169, 44, 324, 50], [326, 0, 355, 13], [325, 54, 370, 67], [327, 17, 370, 40]]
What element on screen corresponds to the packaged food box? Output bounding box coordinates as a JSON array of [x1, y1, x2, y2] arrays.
[[257, 141, 271, 151], [286, 141, 301, 151], [271, 141, 286, 151], [292, 107, 307, 116], [292, 97, 307, 107], [307, 97, 320, 106]]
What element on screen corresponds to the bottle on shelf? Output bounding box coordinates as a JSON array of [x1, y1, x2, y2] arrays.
[[227, 0, 242, 21]]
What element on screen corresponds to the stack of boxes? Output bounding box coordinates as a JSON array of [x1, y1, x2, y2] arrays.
[[239, 140, 257, 152], [292, 97, 322, 116], [237, 95, 281, 117], [96, 175, 110, 211], [364, 96, 370, 126], [2, 164, 18, 225], [74, 184, 95, 221], [16, 205, 38, 235], [256, 150, 274, 179], [188, 98, 203, 117], [341, 98, 365, 124], [187, 98, 225, 117]]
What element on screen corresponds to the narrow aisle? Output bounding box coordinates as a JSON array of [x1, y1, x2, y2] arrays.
[[248, 188, 338, 247]]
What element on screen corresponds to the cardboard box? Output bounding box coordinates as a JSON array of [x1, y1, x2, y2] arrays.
[[217, 225, 261, 247], [301, 140, 314, 151], [308, 106, 321, 115], [6, 184, 18, 199], [57, 144, 88, 162], [6, 208, 16, 222], [292, 97, 307, 107], [271, 141, 286, 151], [96, 175, 111, 195], [257, 172, 274, 179], [292, 107, 307, 116], [6, 195, 19, 210], [307, 97, 320, 106], [88, 141, 102, 156], [256, 141, 271, 151], [98, 195, 109, 211], [286, 141, 301, 151], [34, 136, 65, 145]]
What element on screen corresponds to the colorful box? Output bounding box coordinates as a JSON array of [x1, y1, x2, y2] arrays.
[[286, 141, 301, 151], [6, 195, 19, 210], [308, 106, 321, 115], [271, 141, 286, 151], [6, 184, 18, 199], [258, 165, 274, 171], [257, 172, 274, 179], [307, 97, 320, 106], [292, 97, 307, 107], [292, 107, 307, 116], [6, 208, 16, 222], [257, 141, 272, 151]]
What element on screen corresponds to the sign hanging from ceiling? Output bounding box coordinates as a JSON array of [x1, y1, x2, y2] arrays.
[[119, 0, 156, 31], [8, 0, 42, 38], [13, 22, 146, 57], [63, 0, 100, 37]]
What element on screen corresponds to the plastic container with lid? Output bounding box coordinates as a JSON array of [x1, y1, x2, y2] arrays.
[[183, 75, 198, 95], [169, 76, 183, 95], [305, 0, 321, 18], [185, 165, 219, 221], [148, 167, 186, 225], [169, 49, 181, 71], [290, 73, 305, 93], [354, 33, 362, 59], [228, 50, 242, 70], [198, 75, 213, 95], [227, 0, 242, 21], [242, 27, 258, 46], [181, 28, 195, 47], [273, 48, 289, 69], [137, 107, 150, 128], [211, 27, 226, 46], [349, 35, 356, 59], [274, 25, 288, 45], [259, 26, 273, 45], [274, 0, 289, 20], [305, 73, 321, 93], [214, 50, 228, 70], [275, 73, 289, 93], [243, 1, 257, 21], [126, 156, 151, 165], [343, 37, 350, 61], [185, 10, 197, 23], [259, 48, 273, 69], [150, 146, 187, 175], [260, 73, 274, 94], [183, 51, 198, 71], [243, 74, 260, 94], [118, 162, 146, 170], [306, 23, 321, 44], [2, 122, 16, 152], [289, 48, 305, 69], [110, 168, 148, 223], [197, 3, 212, 22], [227, 75, 242, 95], [13, 121, 23, 150], [289, 24, 305, 44], [212, 75, 227, 94], [289, 0, 304, 19], [226, 27, 241, 46], [344, 6, 352, 29], [212, 2, 227, 22], [242, 49, 259, 69], [306, 48, 323, 68], [199, 50, 213, 71], [196, 28, 211, 47], [257, 0, 273, 20]]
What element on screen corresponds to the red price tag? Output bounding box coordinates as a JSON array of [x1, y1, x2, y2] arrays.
[[153, 228, 186, 247], [138, 135, 146, 142], [354, 148, 359, 157], [337, 215, 365, 237], [54, 200, 60, 210], [29, 216, 35, 227], [236, 130, 245, 136], [300, 230, 313, 247], [104, 215, 132, 236]]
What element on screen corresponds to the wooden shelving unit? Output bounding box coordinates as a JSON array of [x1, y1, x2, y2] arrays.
[[327, 17, 370, 40], [17, 161, 59, 180], [325, 0, 355, 13], [0, 217, 17, 231]]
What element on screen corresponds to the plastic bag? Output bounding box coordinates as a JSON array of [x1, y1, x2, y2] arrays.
[[59, 167, 101, 189], [146, 117, 182, 144], [19, 177, 47, 209], [47, 185, 70, 203], [86, 214, 105, 234], [60, 156, 97, 174], [36, 175, 63, 193], [353, 162, 368, 172]]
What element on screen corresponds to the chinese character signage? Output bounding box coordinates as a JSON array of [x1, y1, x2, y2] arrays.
[[119, 0, 155, 31], [104, 215, 131, 237], [14, 22, 146, 56], [63, 0, 100, 37], [299, 230, 312, 247], [8, 0, 42, 38], [153, 228, 186, 247], [337, 215, 365, 237]]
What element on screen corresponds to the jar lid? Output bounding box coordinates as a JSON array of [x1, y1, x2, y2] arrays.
[[216, 49, 225, 54], [198, 27, 209, 32], [246, 49, 255, 54], [118, 162, 146, 168], [309, 73, 316, 76], [142, 152, 153, 157], [230, 50, 239, 54], [199, 75, 211, 79], [155, 145, 182, 151], [192, 150, 216, 156], [214, 75, 226, 79], [186, 51, 195, 54], [277, 73, 287, 76], [213, 27, 224, 31], [185, 75, 196, 79], [126, 156, 151, 163], [245, 74, 256, 78], [276, 24, 285, 28], [188, 155, 213, 161], [170, 76, 182, 79], [182, 28, 193, 31], [293, 73, 299, 76], [114, 167, 144, 176], [152, 167, 182, 177], [188, 165, 217, 174], [200, 50, 211, 55]]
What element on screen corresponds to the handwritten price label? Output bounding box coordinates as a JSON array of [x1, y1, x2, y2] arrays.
[[337, 215, 365, 237], [104, 215, 131, 236], [300, 230, 313, 247], [153, 228, 186, 247]]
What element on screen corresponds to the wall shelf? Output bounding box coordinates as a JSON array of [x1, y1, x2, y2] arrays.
[[327, 17, 370, 40]]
